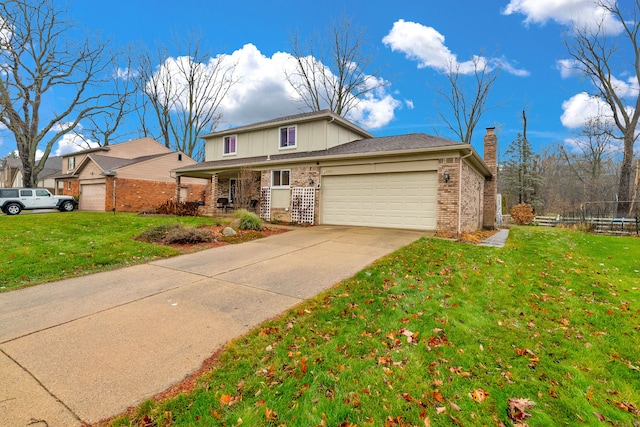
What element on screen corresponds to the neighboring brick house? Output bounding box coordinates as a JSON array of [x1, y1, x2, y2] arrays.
[[173, 110, 497, 235], [55, 137, 208, 212], [1, 156, 62, 191]]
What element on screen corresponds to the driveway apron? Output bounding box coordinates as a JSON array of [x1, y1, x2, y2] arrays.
[[0, 226, 427, 426]]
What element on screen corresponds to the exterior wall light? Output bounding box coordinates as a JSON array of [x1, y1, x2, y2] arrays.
[[443, 170, 450, 183]]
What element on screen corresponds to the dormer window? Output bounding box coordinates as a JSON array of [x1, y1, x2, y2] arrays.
[[279, 126, 296, 149], [67, 156, 76, 171], [224, 135, 237, 155]]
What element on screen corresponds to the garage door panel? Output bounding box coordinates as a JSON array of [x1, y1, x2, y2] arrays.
[[80, 184, 106, 211], [321, 172, 437, 230]]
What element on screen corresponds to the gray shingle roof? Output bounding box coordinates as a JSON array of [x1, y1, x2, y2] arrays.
[[174, 133, 464, 173]]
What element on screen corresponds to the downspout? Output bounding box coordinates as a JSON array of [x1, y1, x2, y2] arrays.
[[457, 150, 473, 235], [112, 177, 116, 213], [326, 115, 335, 150]]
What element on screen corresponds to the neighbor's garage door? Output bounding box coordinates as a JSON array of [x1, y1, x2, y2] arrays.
[[80, 183, 106, 211], [321, 171, 437, 230]]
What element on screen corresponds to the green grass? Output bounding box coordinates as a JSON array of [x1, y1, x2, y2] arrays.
[[107, 227, 640, 427], [0, 212, 220, 292]]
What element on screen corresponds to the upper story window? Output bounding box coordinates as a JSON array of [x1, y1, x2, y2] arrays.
[[67, 156, 76, 171], [223, 135, 237, 155], [271, 170, 290, 188], [279, 126, 296, 149]]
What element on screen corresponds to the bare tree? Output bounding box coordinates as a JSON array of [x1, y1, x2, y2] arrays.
[[434, 55, 500, 144], [565, 0, 640, 216], [79, 53, 138, 146], [559, 116, 618, 200], [136, 33, 237, 160], [0, 0, 124, 187], [286, 16, 388, 118]]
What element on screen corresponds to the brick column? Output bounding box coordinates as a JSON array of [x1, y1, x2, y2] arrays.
[[210, 173, 218, 207], [175, 175, 182, 202], [483, 128, 498, 229], [437, 158, 459, 236]]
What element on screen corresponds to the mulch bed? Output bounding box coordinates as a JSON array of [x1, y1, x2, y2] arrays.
[[160, 225, 291, 252]]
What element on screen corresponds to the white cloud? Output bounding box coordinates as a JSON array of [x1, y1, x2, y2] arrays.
[[610, 74, 640, 98], [51, 122, 80, 132], [54, 133, 99, 156], [503, 0, 623, 34], [560, 92, 612, 128], [556, 59, 583, 78], [382, 19, 529, 77], [218, 44, 302, 126], [114, 66, 138, 80], [149, 43, 400, 130]]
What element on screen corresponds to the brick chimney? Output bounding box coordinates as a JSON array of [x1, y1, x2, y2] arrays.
[[483, 127, 498, 229]]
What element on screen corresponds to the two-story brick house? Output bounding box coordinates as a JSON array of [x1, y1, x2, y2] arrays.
[[173, 110, 497, 235]]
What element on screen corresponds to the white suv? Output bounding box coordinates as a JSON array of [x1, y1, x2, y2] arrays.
[[0, 188, 77, 215]]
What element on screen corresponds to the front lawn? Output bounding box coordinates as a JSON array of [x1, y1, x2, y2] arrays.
[[0, 212, 220, 292], [107, 227, 640, 426]]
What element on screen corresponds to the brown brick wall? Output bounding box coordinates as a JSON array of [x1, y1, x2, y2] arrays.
[[61, 180, 80, 198], [459, 161, 485, 233], [109, 178, 175, 212], [437, 158, 459, 235]]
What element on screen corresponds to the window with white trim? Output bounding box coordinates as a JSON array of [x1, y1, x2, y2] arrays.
[[67, 156, 76, 171], [223, 135, 237, 155], [271, 170, 290, 187], [279, 126, 296, 149]]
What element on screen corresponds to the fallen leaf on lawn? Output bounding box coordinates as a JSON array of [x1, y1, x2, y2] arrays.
[[614, 401, 637, 413], [593, 412, 606, 421], [507, 397, 535, 422], [433, 390, 445, 403], [436, 406, 447, 415], [470, 389, 489, 402], [449, 400, 461, 411], [264, 407, 278, 421], [220, 394, 232, 405]]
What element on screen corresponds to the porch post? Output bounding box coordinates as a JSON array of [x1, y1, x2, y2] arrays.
[[211, 173, 219, 207]]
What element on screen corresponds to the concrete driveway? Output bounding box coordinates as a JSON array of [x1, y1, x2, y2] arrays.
[[0, 226, 428, 426]]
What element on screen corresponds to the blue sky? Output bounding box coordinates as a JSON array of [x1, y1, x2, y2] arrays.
[[1, 0, 635, 160]]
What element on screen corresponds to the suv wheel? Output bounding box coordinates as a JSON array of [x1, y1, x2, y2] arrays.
[[5, 203, 22, 215], [60, 200, 75, 212]]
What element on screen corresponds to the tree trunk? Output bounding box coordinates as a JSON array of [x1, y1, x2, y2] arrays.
[[617, 132, 634, 216]]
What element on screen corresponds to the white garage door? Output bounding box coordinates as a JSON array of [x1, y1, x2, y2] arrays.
[[80, 183, 106, 211], [321, 171, 437, 230]]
